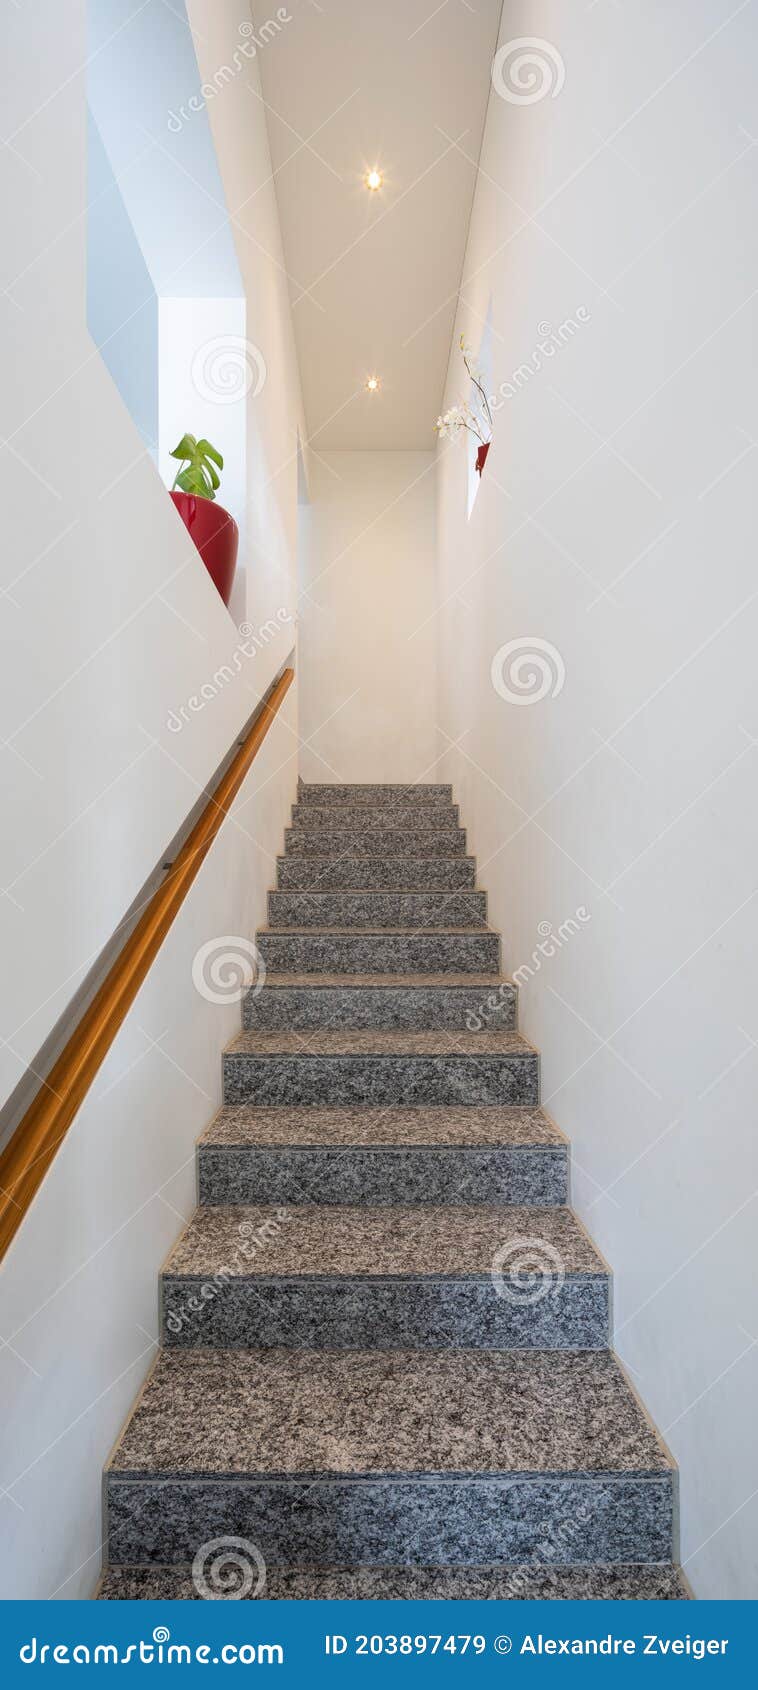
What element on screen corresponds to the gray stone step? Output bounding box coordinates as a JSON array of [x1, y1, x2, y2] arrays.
[[160, 1205, 609, 1350], [105, 1348, 675, 1568], [284, 827, 467, 856], [267, 890, 487, 929], [197, 1105, 568, 1207], [297, 783, 453, 807], [256, 927, 500, 975], [243, 974, 516, 1031], [277, 856, 476, 890], [223, 1029, 537, 1108], [291, 804, 460, 830], [97, 1563, 690, 1601]]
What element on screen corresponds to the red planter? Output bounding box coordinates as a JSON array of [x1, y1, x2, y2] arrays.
[[475, 441, 491, 477], [170, 491, 239, 608]]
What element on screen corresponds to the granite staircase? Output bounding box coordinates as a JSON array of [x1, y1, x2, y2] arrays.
[[98, 783, 687, 1601]]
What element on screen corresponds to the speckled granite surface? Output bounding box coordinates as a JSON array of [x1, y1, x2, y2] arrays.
[[222, 1030, 538, 1107], [297, 784, 453, 806], [164, 1204, 603, 1278], [291, 804, 460, 829], [227, 1030, 532, 1055], [108, 1349, 671, 1479], [97, 1563, 690, 1600], [256, 928, 500, 973], [267, 890, 488, 928], [199, 1104, 563, 1149], [284, 828, 467, 856], [244, 979, 515, 1031], [198, 1143, 568, 1207], [197, 1106, 567, 1206], [277, 856, 477, 889], [107, 1473, 674, 1568], [161, 1205, 608, 1349], [106, 1351, 673, 1565]]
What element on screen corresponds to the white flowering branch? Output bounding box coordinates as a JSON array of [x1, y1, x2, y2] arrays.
[[435, 336, 493, 446]]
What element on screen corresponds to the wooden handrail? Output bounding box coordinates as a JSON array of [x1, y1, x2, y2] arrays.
[[0, 666, 295, 1261]]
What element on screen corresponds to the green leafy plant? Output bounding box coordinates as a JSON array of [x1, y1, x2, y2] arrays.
[[170, 434, 224, 501]]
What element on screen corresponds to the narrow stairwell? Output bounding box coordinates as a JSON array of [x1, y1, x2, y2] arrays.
[[97, 783, 688, 1601]]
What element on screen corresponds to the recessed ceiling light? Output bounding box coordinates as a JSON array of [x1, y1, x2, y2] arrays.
[[364, 168, 383, 192], [365, 375, 381, 393]]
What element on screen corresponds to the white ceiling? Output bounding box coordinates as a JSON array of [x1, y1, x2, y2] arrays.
[[251, 0, 503, 449]]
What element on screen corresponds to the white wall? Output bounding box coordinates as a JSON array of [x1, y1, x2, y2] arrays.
[[434, 1, 758, 1598], [0, 0, 303, 1597], [0, 0, 301, 1122], [0, 697, 297, 1599], [298, 452, 438, 782]]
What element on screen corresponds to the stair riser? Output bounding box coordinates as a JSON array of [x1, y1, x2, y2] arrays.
[[298, 786, 453, 806], [284, 830, 467, 857], [198, 1146, 568, 1207], [267, 892, 487, 928], [161, 1278, 609, 1350], [256, 932, 500, 974], [223, 1054, 538, 1108], [107, 1477, 673, 1567], [291, 805, 460, 829], [243, 985, 515, 1031], [277, 858, 477, 890]]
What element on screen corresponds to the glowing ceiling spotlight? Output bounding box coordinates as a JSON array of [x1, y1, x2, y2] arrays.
[[364, 167, 383, 192], [365, 375, 381, 394]]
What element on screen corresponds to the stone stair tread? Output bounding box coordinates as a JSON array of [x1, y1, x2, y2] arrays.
[[257, 973, 511, 989], [163, 1204, 605, 1280], [298, 784, 453, 803], [226, 1029, 534, 1057], [96, 1562, 690, 1600], [107, 1348, 672, 1480], [260, 925, 494, 936], [199, 1104, 564, 1149], [284, 832, 467, 853], [276, 858, 477, 889]]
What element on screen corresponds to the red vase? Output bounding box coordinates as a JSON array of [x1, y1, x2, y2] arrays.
[[170, 491, 239, 608], [476, 441, 490, 476]]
